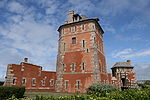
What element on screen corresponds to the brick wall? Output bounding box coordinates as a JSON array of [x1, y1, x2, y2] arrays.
[[4, 62, 56, 91]]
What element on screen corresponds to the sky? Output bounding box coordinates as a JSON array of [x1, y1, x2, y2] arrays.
[[0, 0, 150, 81]]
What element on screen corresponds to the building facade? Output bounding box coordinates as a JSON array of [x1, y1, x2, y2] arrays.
[[56, 10, 111, 93], [111, 60, 137, 88], [4, 11, 137, 93], [4, 58, 56, 91]]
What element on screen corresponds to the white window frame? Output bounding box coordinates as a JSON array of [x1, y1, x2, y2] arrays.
[[82, 39, 86, 48], [64, 80, 69, 90], [71, 62, 76, 72], [32, 78, 36, 86], [81, 62, 86, 71], [76, 80, 81, 90], [50, 79, 54, 86], [22, 78, 26, 85], [82, 24, 85, 30]]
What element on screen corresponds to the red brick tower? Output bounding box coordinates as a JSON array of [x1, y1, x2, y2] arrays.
[[56, 10, 108, 93]]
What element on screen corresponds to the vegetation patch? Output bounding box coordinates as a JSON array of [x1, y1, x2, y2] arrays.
[[0, 86, 25, 99], [86, 83, 120, 96]]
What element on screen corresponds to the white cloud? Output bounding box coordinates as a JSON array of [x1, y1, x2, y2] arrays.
[[126, 18, 148, 30], [0, 0, 60, 81], [7, 1, 26, 14], [124, 49, 150, 59], [102, 23, 116, 34], [114, 34, 143, 41], [112, 48, 132, 58], [0, 74, 5, 81], [46, 6, 58, 15], [68, 0, 95, 14], [112, 48, 150, 59], [134, 63, 150, 80]]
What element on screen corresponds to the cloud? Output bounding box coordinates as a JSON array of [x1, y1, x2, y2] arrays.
[[114, 34, 142, 41], [68, 0, 95, 14], [0, 74, 5, 81], [124, 49, 150, 59], [112, 48, 132, 58], [102, 23, 116, 34], [134, 63, 150, 80], [112, 48, 150, 59], [0, 0, 60, 81], [7, 1, 26, 14], [126, 17, 149, 30]]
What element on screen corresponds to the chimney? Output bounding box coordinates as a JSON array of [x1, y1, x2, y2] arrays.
[[24, 58, 28, 62], [67, 10, 74, 23], [127, 60, 131, 64]]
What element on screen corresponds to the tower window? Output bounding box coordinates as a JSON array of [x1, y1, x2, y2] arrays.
[[82, 40, 85, 48], [12, 79, 16, 85], [63, 63, 65, 71], [75, 26, 77, 31], [76, 80, 80, 90], [82, 25, 85, 30], [92, 25, 95, 29], [82, 62, 85, 70], [64, 43, 66, 51], [87, 49, 89, 53], [69, 27, 71, 32], [72, 37, 76, 44], [71, 63, 75, 71], [65, 80, 69, 90], [94, 37, 96, 43]]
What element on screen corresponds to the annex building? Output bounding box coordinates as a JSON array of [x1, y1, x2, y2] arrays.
[[4, 11, 137, 93]]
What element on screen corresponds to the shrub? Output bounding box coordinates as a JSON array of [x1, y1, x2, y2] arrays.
[[86, 83, 119, 96], [0, 86, 25, 99], [141, 81, 150, 89], [108, 89, 150, 100], [0, 81, 4, 86]]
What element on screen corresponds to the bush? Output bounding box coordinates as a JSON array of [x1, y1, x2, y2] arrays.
[[86, 83, 119, 96], [0, 86, 25, 99], [0, 81, 4, 86], [6, 89, 150, 100], [141, 81, 150, 89], [108, 89, 150, 100]]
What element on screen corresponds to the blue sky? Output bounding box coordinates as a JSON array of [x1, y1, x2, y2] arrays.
[[0, 0, 150, 81]]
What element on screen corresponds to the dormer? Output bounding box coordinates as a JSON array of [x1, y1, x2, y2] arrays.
[[65, 10, 88, 24]]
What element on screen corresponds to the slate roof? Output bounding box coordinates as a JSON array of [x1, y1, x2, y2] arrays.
[[112, 62, 134, 69], [57, 13, 104, 34]]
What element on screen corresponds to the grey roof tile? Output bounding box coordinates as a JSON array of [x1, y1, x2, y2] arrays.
[[112, 62, 134, 68]]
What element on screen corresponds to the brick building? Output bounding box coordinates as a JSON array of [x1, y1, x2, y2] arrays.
[[4, 58, 56, 91], [56, 10, 111, 93], [4, 10, 137, 93], [111, 60, 137, 88]]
